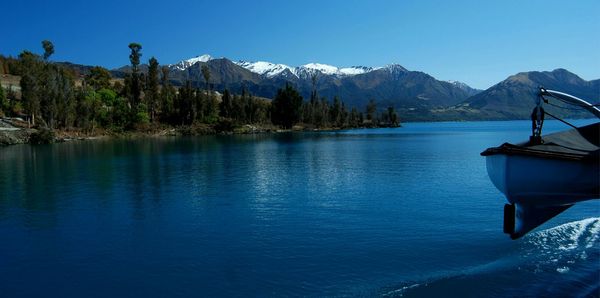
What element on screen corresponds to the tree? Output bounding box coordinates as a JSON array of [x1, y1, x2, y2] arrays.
[[76, 88, 102, 132], [200, 65, 213, 120], [220, 88, 232, 118], [40, 64, 59, 128], [128, 42, 142, 106], [0, 86, 6, 115], [85, 66, 112, 90], [177, 81, 195, 125], [330, 96, 342, 127], [366, 99, 377, 121], [42, 40, 54, 61], [232, 94, 246, 122], [271, 83, 303, 129], [201, 64, 211, 94], [349, 107, 360, 127], [159, 66, 175, 123], [146, 57, 160, 122], [387, 106, 400, 127], [19, 51, 41, 126]]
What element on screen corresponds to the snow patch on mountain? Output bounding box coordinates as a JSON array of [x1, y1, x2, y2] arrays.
[[446, 80, 473, 89], [339, 66, 376, 75], [234, 60, 377, 78], [445, 80, 481, 95], [171, 54, 213, 70], [235, 61, 294, 78], [174, 54, 409, 79], [300, 63, 340, 75]]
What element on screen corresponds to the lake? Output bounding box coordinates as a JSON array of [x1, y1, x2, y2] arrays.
[[0, 120, 598, 297]]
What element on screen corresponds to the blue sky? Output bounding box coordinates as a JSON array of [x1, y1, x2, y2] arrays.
[[3, 0, 599, 89]]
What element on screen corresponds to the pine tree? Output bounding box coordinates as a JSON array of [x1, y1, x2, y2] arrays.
[[220, 88, 232, 118], [159, 66, 175, 123], [330, 96, 342, 127], [366, 99, 377, 121], [387, 106, 399, 127], [146, 57, 160, 122], [178, 81, 195, 125], [271, 83, 303, 129]]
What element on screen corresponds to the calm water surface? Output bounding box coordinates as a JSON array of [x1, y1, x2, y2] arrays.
[[0, 120, 598, 297]]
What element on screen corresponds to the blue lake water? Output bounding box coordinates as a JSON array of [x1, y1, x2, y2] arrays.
[[0, 120, 598, 297]]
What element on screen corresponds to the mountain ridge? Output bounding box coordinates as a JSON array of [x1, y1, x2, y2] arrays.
[[109, 56, 598, 121]]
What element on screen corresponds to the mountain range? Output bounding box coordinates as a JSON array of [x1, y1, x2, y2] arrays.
[[110, 55, 599, 121]]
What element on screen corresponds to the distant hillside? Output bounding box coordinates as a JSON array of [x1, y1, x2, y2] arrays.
[[448, 69, 600, 120]]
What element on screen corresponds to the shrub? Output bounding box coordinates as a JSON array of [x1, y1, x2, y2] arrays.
[[29, 128, 55, 144], [214, 118, 234, 133]]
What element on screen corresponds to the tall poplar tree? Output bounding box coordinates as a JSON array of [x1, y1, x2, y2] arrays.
[[146, 57, 160, 122], [128, 43, 142, 107]]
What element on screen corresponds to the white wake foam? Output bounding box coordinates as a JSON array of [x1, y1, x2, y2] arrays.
[[522, 217, 600, 272]]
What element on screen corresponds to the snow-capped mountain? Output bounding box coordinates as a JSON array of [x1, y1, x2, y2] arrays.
[[130, 54, 482, 119], [172, 54, 406, 80], [234, 61, 295, 78], [296, 63, 378, 78], [446, 80, 470, 89], [233, 60, 378, 78], [171, 54, 214, 71]]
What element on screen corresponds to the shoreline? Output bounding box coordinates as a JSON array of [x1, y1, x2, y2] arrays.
[[0, 122, 401, 146]]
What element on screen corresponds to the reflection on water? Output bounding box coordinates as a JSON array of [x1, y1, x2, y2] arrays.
[[0, 120, 598, 297]]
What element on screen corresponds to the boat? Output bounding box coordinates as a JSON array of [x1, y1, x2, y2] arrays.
[[481, 87, 600, 239]]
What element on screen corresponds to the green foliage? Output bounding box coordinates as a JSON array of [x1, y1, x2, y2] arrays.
[[0, 86, 6, 114], [203, 92, 219, 123], [159, 66, 175, 123], [146, 57, 160, 122], [11, 101, 23, 115], [201, 65, 210, 89], [29, 128, 55, 144], [19, 50, 42, 126], [76, 88, 102, 131], [16, 43, 78, 128], [42, 40, 54, 60], [111, 97, 130, 128], [127, 42, 143, 106], [271, 83, 303, 129], [366, 99, 377, 121], [220, 89, 232, 118], [386, 106, 400, 127], [176, 81, 195, 124], [329, 96, 343, 127], [85, 66, 112, 90], [133, 103, 150, 125], [8, 41, 399, 138], [128, 43, 142, 68], [41, 63, 76, 128], [214, 118, 234, 132], [97, 88, 117, 106]]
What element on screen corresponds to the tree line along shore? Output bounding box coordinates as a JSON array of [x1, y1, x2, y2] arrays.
[[0, 41, 400, 145]]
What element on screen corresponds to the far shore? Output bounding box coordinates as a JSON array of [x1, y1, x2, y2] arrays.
[[0, 119, 401, 146]]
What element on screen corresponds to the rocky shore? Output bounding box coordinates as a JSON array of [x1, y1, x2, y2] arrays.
[[0, 120, 286, 146], [0, 118, 399, 147]]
